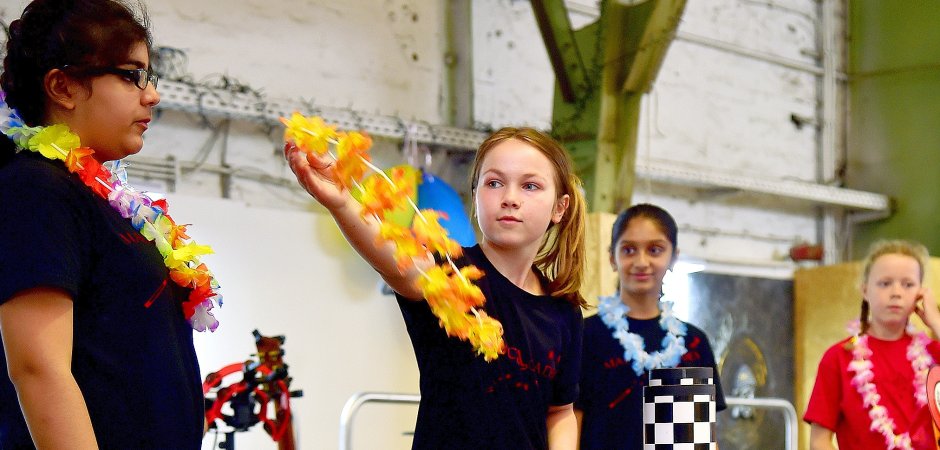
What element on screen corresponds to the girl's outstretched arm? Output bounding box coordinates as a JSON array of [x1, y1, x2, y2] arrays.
[[547, 403, 578, 449], [0, 287, 98, 449], [286, 144, 432, 299]]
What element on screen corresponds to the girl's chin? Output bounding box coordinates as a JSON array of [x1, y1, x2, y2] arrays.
[[116, 143, 144, 159], [876, 316, 912, 328], [623, 287, 660, 300]]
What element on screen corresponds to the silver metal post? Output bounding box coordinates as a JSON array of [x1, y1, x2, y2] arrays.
[[337, 392, 798, 450], [725, 396, 799, 450], [338, 392, 420, 450]]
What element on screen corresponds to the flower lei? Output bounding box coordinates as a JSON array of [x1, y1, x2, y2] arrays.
[[0, 92, 221, 332], [280, 113, 505, 361], [596, 295, 687, 376], [846, 322, 934, 450]]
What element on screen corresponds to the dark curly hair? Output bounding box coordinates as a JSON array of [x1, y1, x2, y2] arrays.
[[1, 0, 151, 162]]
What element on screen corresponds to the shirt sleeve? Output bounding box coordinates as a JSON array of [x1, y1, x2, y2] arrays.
[[0, 163, 89, 304], [692, 328, 728, 411], [552, 304, 583, 406], [573, 318, 594, 411], [803, 344, 843, 430]]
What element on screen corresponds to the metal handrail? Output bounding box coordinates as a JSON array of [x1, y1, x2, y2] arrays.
[[339, 392, 420, 450], [725, 396, 799, 450], [338, 392, 798, 450]]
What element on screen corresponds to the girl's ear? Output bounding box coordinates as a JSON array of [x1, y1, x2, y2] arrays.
[[669, 248, 680, 271], [552, 194, 570, 224], [43, 69, 79, 111]]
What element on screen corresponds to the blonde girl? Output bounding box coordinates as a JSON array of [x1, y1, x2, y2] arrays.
[[805, 239, 940, 450], [287, 127, 587, 449]]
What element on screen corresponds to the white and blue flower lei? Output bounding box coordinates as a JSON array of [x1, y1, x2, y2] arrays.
[[597, 295, 688, 376]]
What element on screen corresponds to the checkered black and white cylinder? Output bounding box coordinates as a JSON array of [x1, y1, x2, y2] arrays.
[[643, 368, 717, 450], [648, 367, 714, 387]]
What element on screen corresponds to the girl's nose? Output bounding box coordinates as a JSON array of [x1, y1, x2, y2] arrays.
[[143, 84, 160, 107], [501, 190, 520, 209]]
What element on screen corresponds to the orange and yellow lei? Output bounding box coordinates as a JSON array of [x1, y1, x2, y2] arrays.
[[281, 113, 505, 361]]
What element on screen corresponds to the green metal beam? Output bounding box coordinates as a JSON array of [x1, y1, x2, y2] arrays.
[[445, 0, 474, 128], [598, 0, 686, 212], [537, 0, 687, 213], [531, 0, 591, 102], [608, 0, 686, 94]]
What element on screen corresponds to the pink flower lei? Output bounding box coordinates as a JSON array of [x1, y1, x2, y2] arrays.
[[846, 323, 934, 450], [0, 91, 222, 331]]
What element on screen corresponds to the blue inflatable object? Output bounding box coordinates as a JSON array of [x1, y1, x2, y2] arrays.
[[417, 171, 477, 247]]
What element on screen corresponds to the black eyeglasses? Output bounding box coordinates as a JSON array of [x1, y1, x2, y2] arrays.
[[61, 65, 159, 90]]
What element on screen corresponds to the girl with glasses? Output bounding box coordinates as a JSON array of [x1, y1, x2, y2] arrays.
[[0, 1, 207, 448]]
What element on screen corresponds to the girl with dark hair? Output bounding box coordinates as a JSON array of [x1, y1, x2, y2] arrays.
[[574, 203, 726, 449], [0, 1, 213, 448], [287, 127, 586, 448], [805, 240, 940, 450]]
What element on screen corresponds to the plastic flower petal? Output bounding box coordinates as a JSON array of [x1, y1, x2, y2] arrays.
[[165, 242, 215, 269], [469, 311, 506, 361], [184, 284, 220, 332], [74, 159, 115, 198], [280, 112, 336, 155], [358, 173, 411, 221], [189, 301, 219, 332], [377, 222, 423, 270], [336, 130, 372, 157], [412, 210, 463, 257], [28, 124, 80, 161], [65, 147, 96, 173], [170, 263, 212, 289], [331, 132, 373, 190], [360, 184, 404, 221]]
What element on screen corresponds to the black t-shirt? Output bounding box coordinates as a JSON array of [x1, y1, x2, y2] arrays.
[[396, 244, 583, 449], [576, 313, 726, 450], [0, 153, 203, 449]]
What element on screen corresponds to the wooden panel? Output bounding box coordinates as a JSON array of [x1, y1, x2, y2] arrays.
[[580, 211, 618, 312]]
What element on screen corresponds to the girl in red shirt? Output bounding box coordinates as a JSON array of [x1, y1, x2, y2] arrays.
[[805, 240, 940, 450]]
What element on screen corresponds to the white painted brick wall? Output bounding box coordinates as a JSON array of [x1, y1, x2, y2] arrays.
[[0, 0, 831, 270], [0, 0, 834, 447], [148, 0, 447, 123], [471, 0, 823, 275]]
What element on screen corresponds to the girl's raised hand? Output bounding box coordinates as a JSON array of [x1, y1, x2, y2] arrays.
[[285, 143, 349, 212], [915, 287, 940, 337]]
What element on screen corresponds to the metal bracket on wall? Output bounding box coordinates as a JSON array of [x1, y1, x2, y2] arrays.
[[638, 159, 890, 212], [152, 80, 891, 214], [155, 80, 489, 149]]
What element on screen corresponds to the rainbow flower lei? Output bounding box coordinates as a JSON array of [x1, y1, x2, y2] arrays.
[[281, 113, 505, 361], [846, 322, 934, 450], [0, 92, 221, 332], [597, 295, 687, 376]]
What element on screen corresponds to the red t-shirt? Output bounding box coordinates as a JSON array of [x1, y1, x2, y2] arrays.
[[804, 334, 940, 450]]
